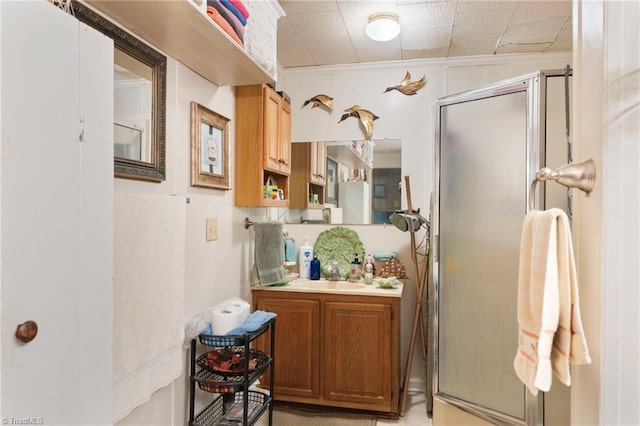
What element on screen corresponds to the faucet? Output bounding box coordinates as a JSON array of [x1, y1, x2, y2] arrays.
[[328, 261, 341, 281]]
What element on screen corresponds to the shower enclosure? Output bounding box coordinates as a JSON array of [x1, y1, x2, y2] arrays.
[[432, 70, 571, 425]]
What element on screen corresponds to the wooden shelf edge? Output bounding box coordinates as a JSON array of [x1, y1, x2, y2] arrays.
[[85, 0, 275, 86]]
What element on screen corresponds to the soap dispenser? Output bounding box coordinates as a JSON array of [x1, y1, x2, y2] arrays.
[[349, 253, 362, 282], [364, 262, 373, 285], [283, 230, 297, 263]]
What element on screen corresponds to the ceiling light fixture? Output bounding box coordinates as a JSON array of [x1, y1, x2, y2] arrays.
[[366, 12, 400, 42]]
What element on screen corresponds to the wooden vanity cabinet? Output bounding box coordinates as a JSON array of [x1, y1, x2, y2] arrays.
[[252, 291, 400, 414], [290, 142, 327, 209], [235, 84, 291, 207]]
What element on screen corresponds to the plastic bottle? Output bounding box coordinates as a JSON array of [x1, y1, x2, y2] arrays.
[[283, 231, 297, 263], [349, 253, 361, 282], [310, 254, 321, 280], [364, 262, 373, 284], [298, 236, 313, 279], [365, 253, 376, 276]]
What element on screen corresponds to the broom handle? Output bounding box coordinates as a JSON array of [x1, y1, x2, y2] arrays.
[[404, 176, 428, 355]]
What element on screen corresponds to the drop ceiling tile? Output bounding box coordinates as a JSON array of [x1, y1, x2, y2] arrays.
[[397, 2, 457, 28], [314, 50, 360, 66], [448, 34, 500, 57], [452, 8, 512, 37], [401, 25, 451, 50], [546, 27, 572, 52], [279, 0, 339, 16], [357, 43, 403, 63], [287, 11, 355, 52], [510, 1, 572, 24], [278, 19, 317, 67], [455, 0, 517, 13], [398, 0, 451, 4], [403, 45, 450, 60], [501, 16, 567, 45], [495, 41, 552, 54]]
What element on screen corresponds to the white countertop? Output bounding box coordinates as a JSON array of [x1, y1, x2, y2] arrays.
[[251, 278, 404, 298]]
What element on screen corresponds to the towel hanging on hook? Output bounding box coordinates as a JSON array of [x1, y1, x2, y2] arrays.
[[528, 159, 596, 211]]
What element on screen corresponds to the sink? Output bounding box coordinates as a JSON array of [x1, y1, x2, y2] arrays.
[[293, 280, 367, 290]]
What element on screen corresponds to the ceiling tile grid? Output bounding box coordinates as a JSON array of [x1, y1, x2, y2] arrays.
[[276, 0, 572, 68]]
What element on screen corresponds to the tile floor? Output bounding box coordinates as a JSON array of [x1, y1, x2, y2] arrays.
[[377, 391, 432, 426]]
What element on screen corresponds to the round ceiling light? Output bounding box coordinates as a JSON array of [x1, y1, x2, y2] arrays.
[[366, 12, 400, 42]]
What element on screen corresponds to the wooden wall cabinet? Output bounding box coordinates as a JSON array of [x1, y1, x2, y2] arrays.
[[290, 142, 326, 209], [235, 84, 291, 207], [253, 291, 400, 414], [263, 88, 291, 175]]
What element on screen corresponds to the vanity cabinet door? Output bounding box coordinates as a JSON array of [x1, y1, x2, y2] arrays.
[[253, 294, 321, 399], [322, 300, 398, 412]]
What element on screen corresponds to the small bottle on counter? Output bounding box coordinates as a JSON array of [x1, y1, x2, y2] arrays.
[[349, 253, 362, 282], [310, 254, 321, 280], [364, 262, 373, 284], [283, 231, 297, 263], [365, 253, 376, 276]]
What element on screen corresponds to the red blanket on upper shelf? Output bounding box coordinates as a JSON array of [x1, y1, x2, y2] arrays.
[[206, 6, 244, 47]]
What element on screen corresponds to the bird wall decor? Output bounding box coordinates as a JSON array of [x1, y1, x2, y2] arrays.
[[384, 71, 427, 96], [301, 94, 334, 112], [337, 105, 379, 140]]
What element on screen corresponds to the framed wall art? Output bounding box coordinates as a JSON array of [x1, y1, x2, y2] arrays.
[[190, 102, 230, 190]]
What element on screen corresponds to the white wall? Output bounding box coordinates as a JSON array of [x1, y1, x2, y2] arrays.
[[115, 58, 248, 425]]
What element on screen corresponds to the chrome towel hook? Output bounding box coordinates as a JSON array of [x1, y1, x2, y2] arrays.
[[529, 159, 596, 211]]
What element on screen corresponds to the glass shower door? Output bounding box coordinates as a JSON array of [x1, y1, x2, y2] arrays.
[[434, 76, 540, 424]]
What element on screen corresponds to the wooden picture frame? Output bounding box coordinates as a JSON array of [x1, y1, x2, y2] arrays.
[[190, 102, 230, 190]]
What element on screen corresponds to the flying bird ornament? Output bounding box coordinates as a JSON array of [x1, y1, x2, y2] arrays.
[[337, 105, 379, 140], [384, 71, 427, 96], [301, 94, 334, 112]]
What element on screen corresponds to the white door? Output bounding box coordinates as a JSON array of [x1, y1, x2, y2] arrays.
[[1, 2, 113, 424]]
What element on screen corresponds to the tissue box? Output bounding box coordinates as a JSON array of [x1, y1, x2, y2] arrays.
[[209, 298, 250, 335]]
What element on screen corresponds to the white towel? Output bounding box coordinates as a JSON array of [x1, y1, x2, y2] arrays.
[[514, 208, 591, 395], [113, 193, 186, 421]]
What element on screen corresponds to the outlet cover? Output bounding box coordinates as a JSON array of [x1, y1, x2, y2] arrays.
[[206, 218, 218, 241]]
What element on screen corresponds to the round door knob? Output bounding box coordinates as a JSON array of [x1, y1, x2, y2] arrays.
[[15, 320, 38, 343]]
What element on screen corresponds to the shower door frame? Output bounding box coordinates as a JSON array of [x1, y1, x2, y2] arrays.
[[432, 70, 566, 426]]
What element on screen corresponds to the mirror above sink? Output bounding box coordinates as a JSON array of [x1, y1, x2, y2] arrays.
[[287, 138, 402, 225]]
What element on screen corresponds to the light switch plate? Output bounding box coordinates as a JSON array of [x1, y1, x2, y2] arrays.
[[206, 218, 218, 241]]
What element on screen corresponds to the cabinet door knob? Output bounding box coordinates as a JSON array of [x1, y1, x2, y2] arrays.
[[15, 320, 38, 343]]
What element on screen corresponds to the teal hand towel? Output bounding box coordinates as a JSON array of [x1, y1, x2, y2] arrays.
[[253, 221, 285, 285]]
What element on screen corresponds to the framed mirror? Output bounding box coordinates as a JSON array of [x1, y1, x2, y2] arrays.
[[72, 1, 166, 182]]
